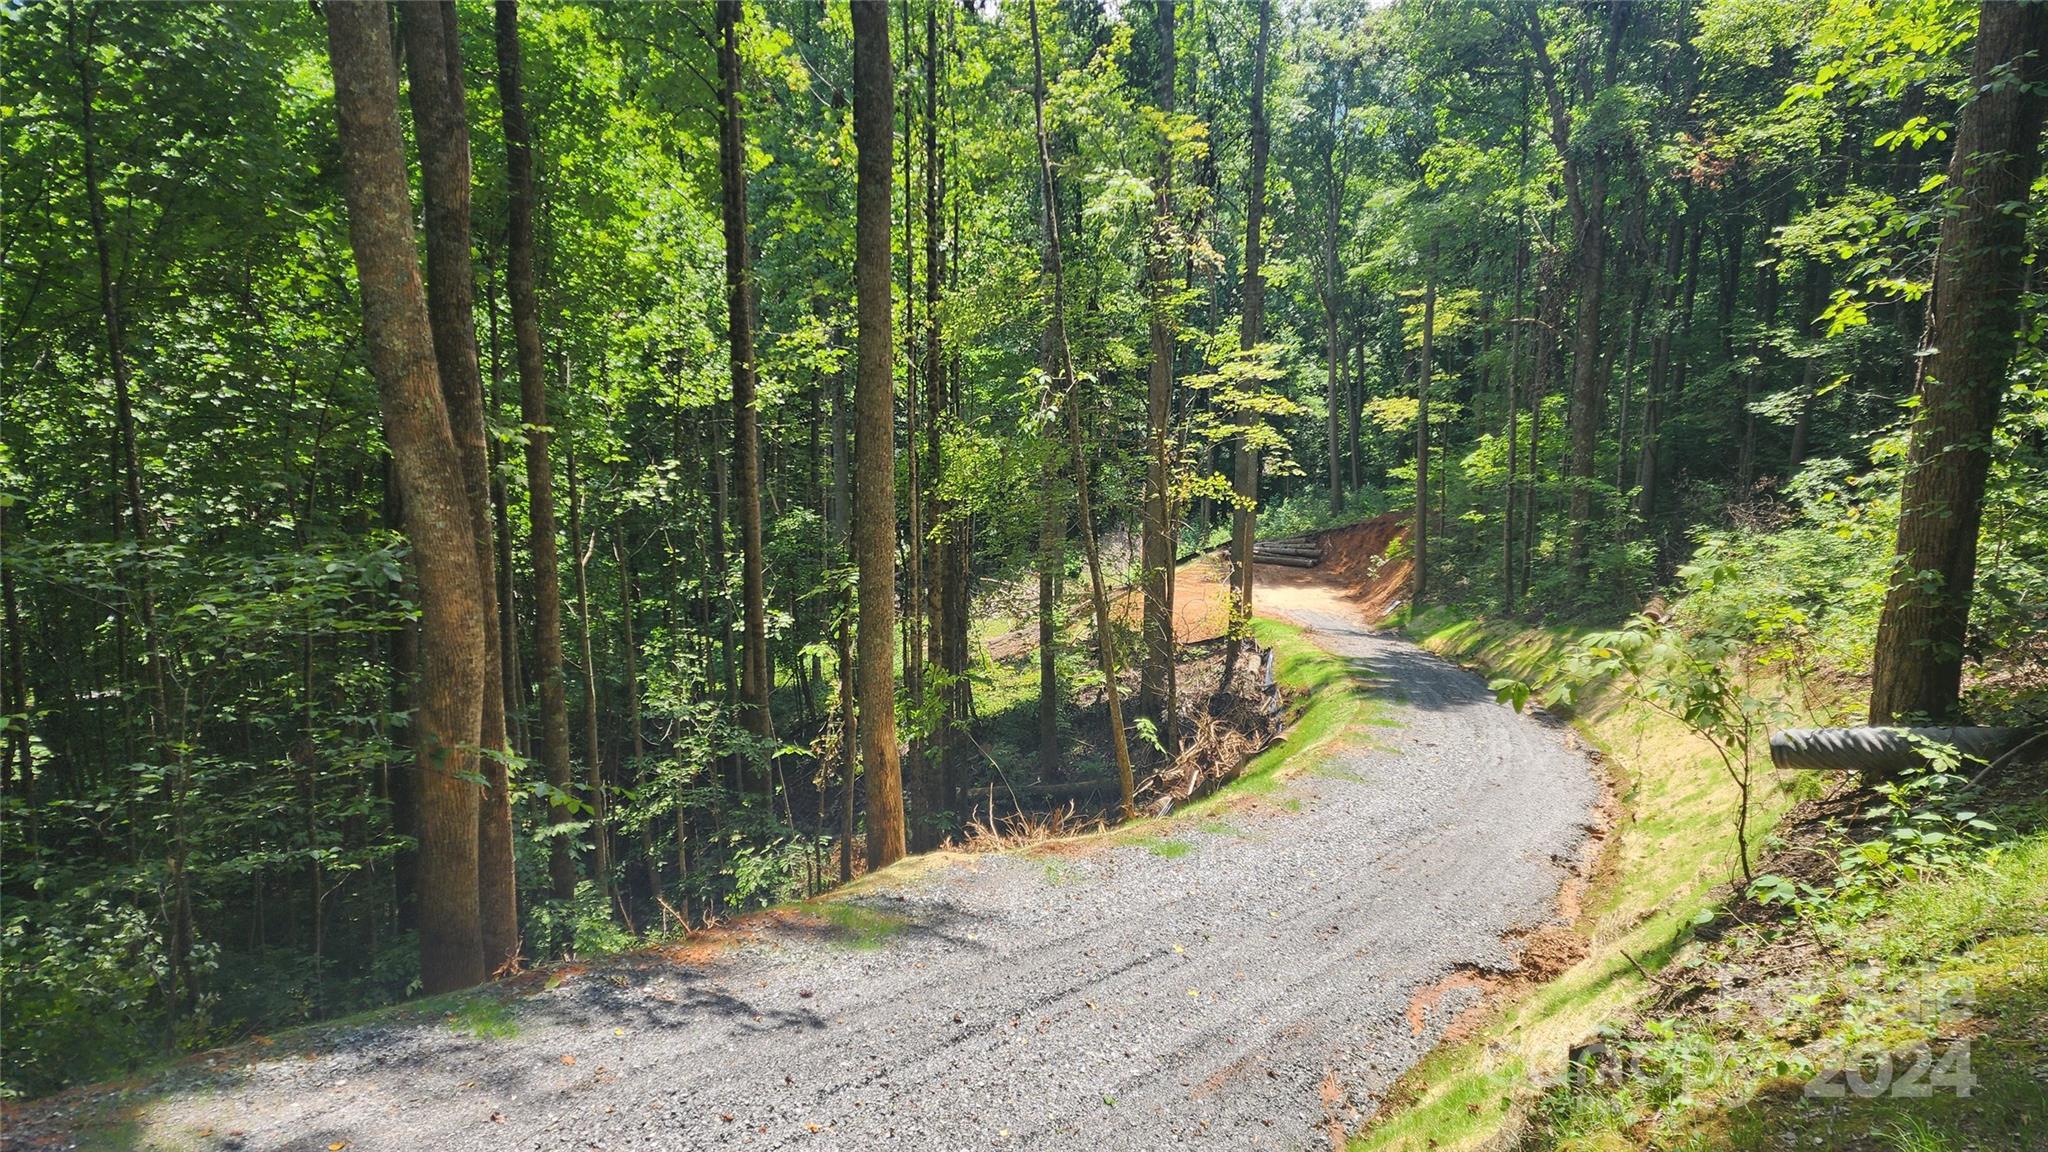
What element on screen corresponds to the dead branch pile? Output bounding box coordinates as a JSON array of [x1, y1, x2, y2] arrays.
[[953, 800, 1106, 851], [1137, 637, 1285, 814], [949, 634, 1290, 853]]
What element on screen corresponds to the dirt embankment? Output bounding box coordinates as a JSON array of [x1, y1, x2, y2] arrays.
[[990, 511, 1411, 664], [1254, 512, 1412, 623]]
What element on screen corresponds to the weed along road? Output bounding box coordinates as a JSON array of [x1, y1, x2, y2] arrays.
[[29, 581, 1600, 1152]]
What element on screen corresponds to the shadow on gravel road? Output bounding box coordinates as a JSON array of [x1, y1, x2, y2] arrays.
[[1333, 637, 1496, 715]]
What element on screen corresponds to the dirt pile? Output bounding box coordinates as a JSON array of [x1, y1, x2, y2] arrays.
[[987, 553, 1234, 662], [1108, 552, 1233, 646]]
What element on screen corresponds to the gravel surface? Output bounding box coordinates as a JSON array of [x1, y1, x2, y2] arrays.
[[11, 581, 1599, 1152]]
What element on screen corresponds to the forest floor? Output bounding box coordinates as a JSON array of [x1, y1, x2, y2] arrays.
[[5, 564, 1603, 1152]]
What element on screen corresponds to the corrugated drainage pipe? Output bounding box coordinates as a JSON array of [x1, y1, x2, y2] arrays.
[[1768, 727, 2030, 774]]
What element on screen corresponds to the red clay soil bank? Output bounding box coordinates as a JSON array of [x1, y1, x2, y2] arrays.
[[1256, 511, 1411, 624], [1003, 511, 1410, 662]]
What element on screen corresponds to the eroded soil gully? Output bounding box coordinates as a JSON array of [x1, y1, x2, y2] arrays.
[[9, 573, 1603, 1152]]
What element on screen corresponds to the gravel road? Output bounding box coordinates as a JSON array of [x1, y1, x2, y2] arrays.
[[12, 579, 1600, 1152]]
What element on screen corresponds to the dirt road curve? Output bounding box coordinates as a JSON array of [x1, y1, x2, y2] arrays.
[[11, 580, 1600, 1152]]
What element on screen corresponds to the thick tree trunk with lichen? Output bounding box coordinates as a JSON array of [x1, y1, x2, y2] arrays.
[[851, 0, 906, 870], [398, 0, 519, 976], [1870, 1, 2048, 725], [324, 0, 486, 994]]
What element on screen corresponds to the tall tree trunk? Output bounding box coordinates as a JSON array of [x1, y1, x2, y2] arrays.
[[1522, 242, 1564, 595], [831, 343, 858, 881], [616, 528, 651, 905], [1663, 216, 1703, 510], [485, 262, 529, 761], [1871, 1, 2047, 725], [1029, 0, 1136, 821], [1035, 80, 1064, 787], [897, 0, 930, 848], [1350, 331, 1364, 501], [1140, 0, 1178, 754], [566, 429, 611, 911], [1561, 183, 1608, 582], [1, 496, 27, 801], [1502, 93, 1533, 606], [72, 8, 167, 742], [1322, 110, 1346, 515], [1613, 262, 1648, 495], [1742, 196, 1785, 490], [718, 0, 775, 764], [1230, 0, 1272, 624], [384, 467, 420, 931], [850, 0, 906, 870], [77, 14, 189, 994], [1503, 233, 1526, 607], [920, 0, 960, 828], [1323, 264, 1344, 514], [398, 0, 519, 976], [1037, 456, 1062, 782], [1717, 192, 1743, 405], [1413, 252, 1436, 602], [1787, 262, 1827, 471], [1634, 212, 1687, 529], [323, 0, 485, 994], [494, 0, 576, 905], [711, 418, 736, 790], [834, 604, 857, 882], [942, 0, 971, 826], [1186, 16, 1219, 543], [492, 453, 526, 756], [1527, 5, 1622, 583]]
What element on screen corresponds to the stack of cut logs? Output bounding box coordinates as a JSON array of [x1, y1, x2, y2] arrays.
[[1251, 534, 1322, 568]]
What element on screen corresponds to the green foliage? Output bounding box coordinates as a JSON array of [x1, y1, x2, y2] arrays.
[[1256, 487, 1388, 542], [812, 901, 908, 951], [1, 892, 185, 1097], [448, 995, 520, 1041], [1527, 793, 2043, 1152], [526, 881, 636, 962], [1183, 342, 1309, 483], [1750, 735, 1999, 924], [1502, 611, 1802, 883], [1671, 456, 1895, 676], [6, 0, 2045, 1114]]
